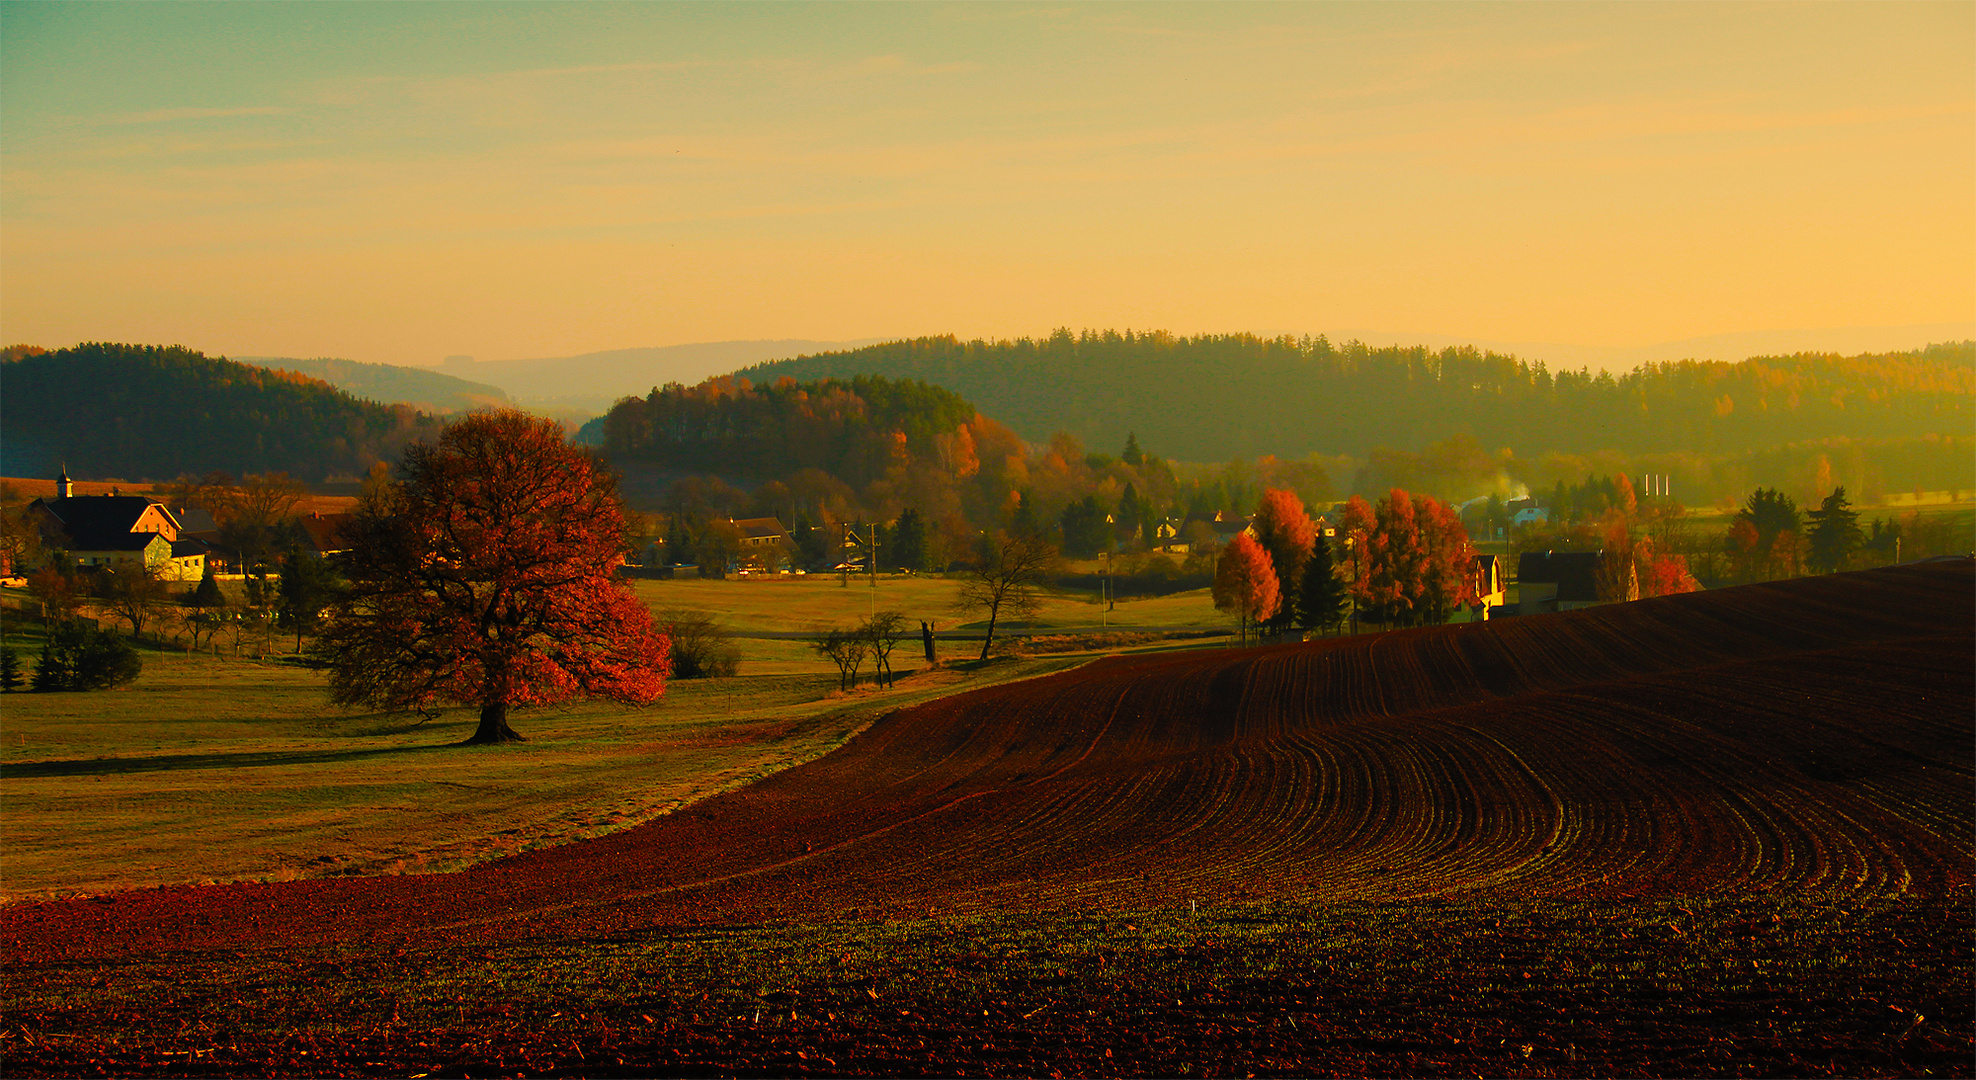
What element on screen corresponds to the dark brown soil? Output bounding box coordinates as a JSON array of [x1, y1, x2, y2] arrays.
[[5, 561, 1971, 1075]]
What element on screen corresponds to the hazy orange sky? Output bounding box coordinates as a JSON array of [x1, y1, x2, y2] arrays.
[[3, 2, 1971, 367]]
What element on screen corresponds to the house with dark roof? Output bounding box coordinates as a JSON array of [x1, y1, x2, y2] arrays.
[[1514, 551, 1602, 615], [297, 511, 357, 558], [28, 468, 207, 580], [730, 516, 792, 573]]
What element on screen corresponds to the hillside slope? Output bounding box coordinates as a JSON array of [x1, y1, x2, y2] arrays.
[[737, 332, 1975, 466], [236, 356, 510, 415], [8, 560, 1968, 962], [0, 343, 443, 482], [443, 339, 882, 415]]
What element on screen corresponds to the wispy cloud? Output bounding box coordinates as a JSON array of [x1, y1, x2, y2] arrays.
[[512, 60, 705, 79], [105, 106, 290, 126]]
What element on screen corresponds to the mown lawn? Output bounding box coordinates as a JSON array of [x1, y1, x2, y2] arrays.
[[2, 568, 1229, 902], [0, 612, 1086, 902]]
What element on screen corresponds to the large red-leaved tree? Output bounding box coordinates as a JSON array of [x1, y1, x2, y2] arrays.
[[1211, 532, 1279, 644], [314, 411, 669, 744]]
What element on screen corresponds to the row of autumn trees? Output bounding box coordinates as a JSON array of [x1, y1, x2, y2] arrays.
[[1210, 488, 1481, 641], [592, 371, 1344, 575], [1500, 467, 1936, 590]]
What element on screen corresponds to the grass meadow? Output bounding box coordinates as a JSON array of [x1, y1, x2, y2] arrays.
[[0, 572, 1217, 903]]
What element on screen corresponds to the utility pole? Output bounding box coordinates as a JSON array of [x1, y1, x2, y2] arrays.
[[1100, 551, 1110, 627]]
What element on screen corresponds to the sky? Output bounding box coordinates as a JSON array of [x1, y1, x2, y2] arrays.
[[2, 2, 1972, 368]]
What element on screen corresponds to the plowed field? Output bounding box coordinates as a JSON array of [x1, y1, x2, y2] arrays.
[[9, 561, 1970, 962]]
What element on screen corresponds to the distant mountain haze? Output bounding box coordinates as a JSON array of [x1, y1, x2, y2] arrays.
[[236, 357, 510, 415], [432, 340, 883, 415]]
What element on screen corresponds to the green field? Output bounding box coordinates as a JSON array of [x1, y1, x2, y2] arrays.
[[0, 573, 1230, 903]]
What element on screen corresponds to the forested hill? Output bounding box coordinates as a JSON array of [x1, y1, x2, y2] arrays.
[[582, 373, 1033, 525], [737, 332, 1976, 462], [236, 356, 510, 415], [2, 343, 444, 482]]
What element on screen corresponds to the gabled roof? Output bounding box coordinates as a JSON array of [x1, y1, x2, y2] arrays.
[[33, 495, 181, 549], [1517, 551, 1602, 603], [298, 512, 357, 553], [167, 506, 220, 533], [731, 516, 788, 540], [72, 532, 170, 554]]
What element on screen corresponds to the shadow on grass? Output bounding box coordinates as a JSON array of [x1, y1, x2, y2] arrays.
[[3, 740, 468, 778]]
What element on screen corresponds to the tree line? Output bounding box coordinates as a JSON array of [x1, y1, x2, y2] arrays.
[[1493, 470, 1962, 590], [2, 343, 444, 483], [735, 331, 1974, 466], [596, 372, 1278, 577]]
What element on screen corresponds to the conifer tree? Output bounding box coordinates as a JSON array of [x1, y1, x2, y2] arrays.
[[1296, 532, 1350, 635], [890, 508, 930, 571], [191, 565, 225, 609], [1806, 487, 1863, 574], [0, 646, 22, 691], [31, 642, 65, 691]]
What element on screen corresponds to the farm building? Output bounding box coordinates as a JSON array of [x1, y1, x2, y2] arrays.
[[1515, 551, 1602, 615], [27, 469, 208, 581], [731, 516, 792, 573], [297, 512, 357, 559]]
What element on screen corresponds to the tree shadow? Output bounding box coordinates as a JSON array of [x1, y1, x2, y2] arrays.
[[3, 741, 463, 778]]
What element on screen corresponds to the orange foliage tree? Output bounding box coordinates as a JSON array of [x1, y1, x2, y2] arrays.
[[1249, 488, 1316, 633], [1211, 532, 1279, 644], [1414, 493, 1480, 624], [1643, 551, 1702, 597], [314, 411, 670, 745], [1342, 488, 1477, 627]]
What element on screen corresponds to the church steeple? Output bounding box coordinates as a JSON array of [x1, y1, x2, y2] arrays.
[[55, 464, 73, 499]]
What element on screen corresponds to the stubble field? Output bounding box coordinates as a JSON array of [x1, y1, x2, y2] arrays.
[[3, 561, 1970, 1076]]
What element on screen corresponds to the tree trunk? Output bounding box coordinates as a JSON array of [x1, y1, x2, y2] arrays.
[[977, 602, 1000, 661], [465, 701, 526, 745]]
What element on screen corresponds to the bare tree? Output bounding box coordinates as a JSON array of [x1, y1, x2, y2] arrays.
[[953, 532, 1059, 661], [98, 568, 170, 640], [658, 609, 741, 678], [26, 567, 81, 624], [811, 625, 868, 689], [861, 611, 909, 687], [212, 472, 307, 571], [0, 502, 44, 578]]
